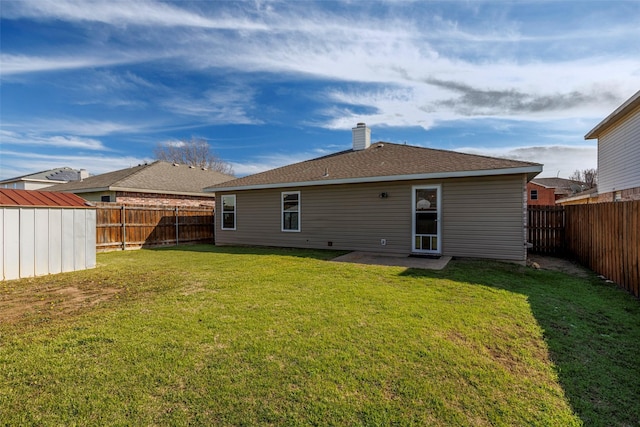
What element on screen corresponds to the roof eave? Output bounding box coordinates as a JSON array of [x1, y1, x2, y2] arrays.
[[584, 90, 640, 140], [206, 165, 543, 192]]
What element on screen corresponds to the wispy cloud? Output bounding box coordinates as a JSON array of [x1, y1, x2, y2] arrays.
[[0, 53, 130, 76], [456, 144, 598, 179], [0, 150, 151, 179], [1, 0, 268, 30], [1, 130, 106, 150], [161, 84, 262, 125], [3, 118, 153, 137], [230, 151, 321, 177]]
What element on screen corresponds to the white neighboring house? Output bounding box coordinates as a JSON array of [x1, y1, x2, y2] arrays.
[[585, 90, 640, 202], [0, 167, 89, 190]]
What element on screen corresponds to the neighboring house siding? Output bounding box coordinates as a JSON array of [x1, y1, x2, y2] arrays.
[[1, 182, 53, 190], [597, 103, 640, 196], [215, 174, 526, 261]]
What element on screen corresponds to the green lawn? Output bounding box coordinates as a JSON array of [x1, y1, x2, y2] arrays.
[[1, 245, 638, 426]]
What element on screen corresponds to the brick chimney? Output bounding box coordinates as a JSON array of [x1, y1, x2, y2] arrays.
[[352, 122, 371, 151]]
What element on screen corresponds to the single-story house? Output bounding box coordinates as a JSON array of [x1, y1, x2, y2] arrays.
[[205, 124, 542, 262], [46, 161, 235, 207], [0, 167, 89, 190], [585, 89, 640, 202]]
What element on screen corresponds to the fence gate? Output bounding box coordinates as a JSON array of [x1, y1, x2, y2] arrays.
[[527, 205, 565, 255]]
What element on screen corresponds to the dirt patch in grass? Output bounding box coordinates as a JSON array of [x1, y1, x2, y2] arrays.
[[0, 281, 121, 324], [527, 254, 592, 279]]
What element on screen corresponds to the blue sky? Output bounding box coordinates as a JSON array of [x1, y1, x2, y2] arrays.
[[1, 1, 639, 180]]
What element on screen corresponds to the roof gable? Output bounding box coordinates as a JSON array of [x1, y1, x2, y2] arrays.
[[585, 90, 640, 139], [206, 142, 542, 192]]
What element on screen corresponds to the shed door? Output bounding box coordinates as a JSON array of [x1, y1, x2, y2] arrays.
[[412, 185, 441, 254]]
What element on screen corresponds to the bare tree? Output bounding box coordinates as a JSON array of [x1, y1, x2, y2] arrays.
[[154, 138, 234, 175], [569, 168, 598, 189]]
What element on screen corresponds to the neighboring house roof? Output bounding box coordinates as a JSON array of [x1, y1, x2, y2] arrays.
[[0, 189, 91, 207], [45, 161, 235, 197], [205, 142, 542, 192], [530, 177, 586, 196], [0, 167, 84, 185], [585, 90, 640, 139], [556, 185, 599, 204]]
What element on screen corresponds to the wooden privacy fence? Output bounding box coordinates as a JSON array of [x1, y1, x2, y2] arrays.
[[564, 201, 639, 298], [95, 203, 214, 252], [528, 202, 640, 298]]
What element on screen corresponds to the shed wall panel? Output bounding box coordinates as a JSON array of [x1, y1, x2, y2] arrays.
[[34, 209, 49, 276], [61, 209, 75, 272], [19, 208, 35, 278], [74, 210, 87, 270], [48, 209, 62, 274], [3, 209, 20, 280], [86, 209, 97, 268], [0, 209, 3, 280]]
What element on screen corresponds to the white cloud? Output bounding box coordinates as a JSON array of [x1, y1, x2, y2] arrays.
[[455, 144, 598, 179], [160, 83, 263, 125], [1, 0, 268, 30], [3, 118, 152, 137], [0, 150, 152, 180], [1, 131, 106, 150], [0, 53, 127, 76], [230, 151, 321, 177]]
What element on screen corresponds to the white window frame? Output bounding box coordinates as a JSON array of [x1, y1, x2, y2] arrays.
[[530, 189, 538, 200], [221, 194, 236, 230], [281, 191, 301, 232]]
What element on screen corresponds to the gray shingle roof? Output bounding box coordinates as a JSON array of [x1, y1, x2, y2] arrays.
[[206, 142, 542, 192], [531, 177, 586, 195], [0, 167, 80, 184], [45, 161, 234, 196]]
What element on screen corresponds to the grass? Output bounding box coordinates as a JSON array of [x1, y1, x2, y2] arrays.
[[1, 245, 639, 426]]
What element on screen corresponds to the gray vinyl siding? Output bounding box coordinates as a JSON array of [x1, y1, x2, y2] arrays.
[[598, 104, 640, 194], [215, 174, 527, 261], [441, 175, 526, 260]]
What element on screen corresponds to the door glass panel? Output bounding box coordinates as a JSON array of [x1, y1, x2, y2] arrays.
[[415, 212, 437, 234], [414, 187, 439, 253]]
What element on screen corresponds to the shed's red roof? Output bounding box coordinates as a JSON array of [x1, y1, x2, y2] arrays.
[[0, 189, 91, 207]]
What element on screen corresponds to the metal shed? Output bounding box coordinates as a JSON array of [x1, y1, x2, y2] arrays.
[[0, 189, 96, 280]]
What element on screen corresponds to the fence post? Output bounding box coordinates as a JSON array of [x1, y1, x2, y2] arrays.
[[121, 205, 126, 250], [175, 206, 179, 246]]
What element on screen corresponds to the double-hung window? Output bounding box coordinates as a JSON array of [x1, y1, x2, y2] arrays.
[[282, 191, 300, 232], [221, 194, 236, 230], [530, 189, 538, 200]]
